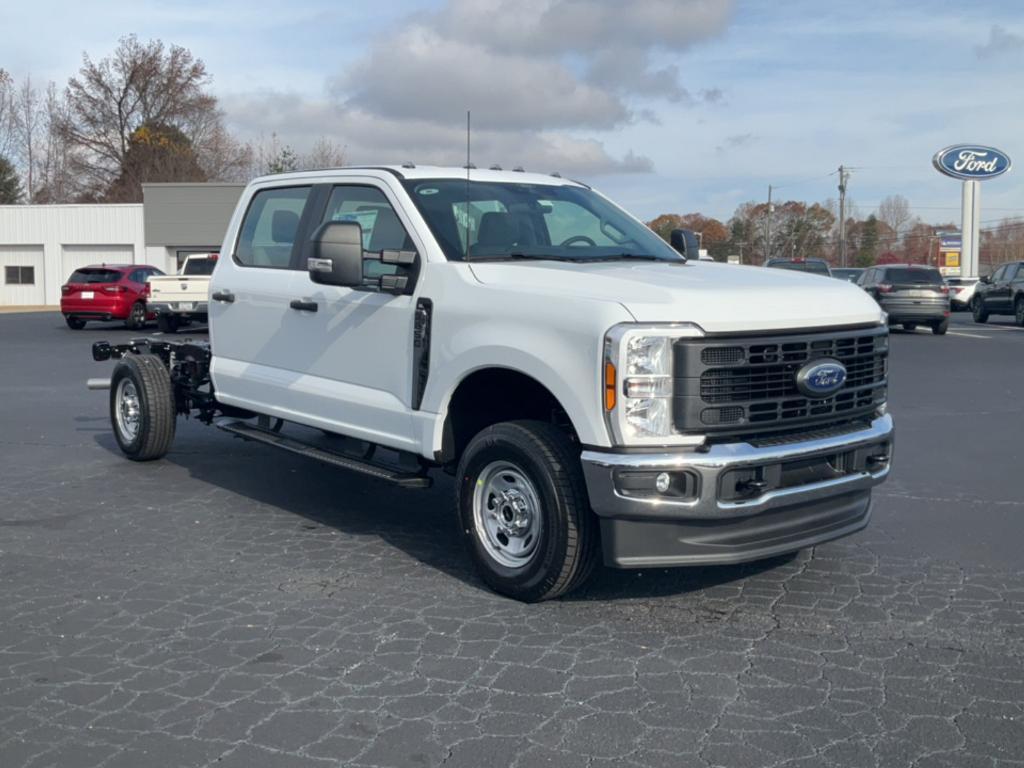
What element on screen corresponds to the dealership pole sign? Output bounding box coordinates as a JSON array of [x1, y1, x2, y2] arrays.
[[933, 144, 1012, 277]]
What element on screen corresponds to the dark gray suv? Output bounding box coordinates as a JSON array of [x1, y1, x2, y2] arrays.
[[857, 264, 950, 335]]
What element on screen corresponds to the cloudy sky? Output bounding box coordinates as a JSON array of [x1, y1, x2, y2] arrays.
[[2, 0, 1023, 222]]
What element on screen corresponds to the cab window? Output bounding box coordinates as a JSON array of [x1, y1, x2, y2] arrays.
[[235, 186, 312, 269], [321, 186, 414, 278]]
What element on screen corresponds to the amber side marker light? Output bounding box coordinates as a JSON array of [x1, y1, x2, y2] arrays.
[[604, 361, 617, 411]]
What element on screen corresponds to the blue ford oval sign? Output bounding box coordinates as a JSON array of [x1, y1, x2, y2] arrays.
[[796, 359, 847, 399], [933, 145, 1011, 181]]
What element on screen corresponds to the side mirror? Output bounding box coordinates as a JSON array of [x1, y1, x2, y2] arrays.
[[979, 274, 991, 284], [669, 228, 699, 260], [308, 221, 364, 287]]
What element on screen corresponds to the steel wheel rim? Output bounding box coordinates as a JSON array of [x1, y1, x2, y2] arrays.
[[472, 460, 543, 569], [115, 378, 141, 441]]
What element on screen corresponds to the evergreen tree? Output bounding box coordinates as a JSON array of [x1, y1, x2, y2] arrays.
[[0, 155, 22, 203]]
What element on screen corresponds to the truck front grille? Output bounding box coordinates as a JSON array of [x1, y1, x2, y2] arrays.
[[673, 326, 888, 440]]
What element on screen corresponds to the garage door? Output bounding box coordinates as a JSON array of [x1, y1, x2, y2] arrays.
[[60, 244, 136, 286], [0, 245, 45, 306]]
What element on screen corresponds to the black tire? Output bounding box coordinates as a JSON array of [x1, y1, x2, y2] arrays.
[[109, 355, 176, 461], [65, 316, 86, 330], [125, 301, 147, 330], [972, 297, 989, 323], [156, 314, 180, 334], [932, 318, 949, 335], [456, 420, 598, 602], [1015, 296, 1024, 327], [902, 322, 917, 331]]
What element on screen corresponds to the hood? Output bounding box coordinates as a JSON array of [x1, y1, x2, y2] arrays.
[[469, 260, 885, 334]]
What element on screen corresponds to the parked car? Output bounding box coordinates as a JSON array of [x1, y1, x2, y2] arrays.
[[146, 253, 218, 332], [857, 264, 950, 334], [971, 261, 1024, 325], [89, 165, 893, 602], [765, 258, 832, 277], [61, 264, 165, 330], [832, 267, 864, 283], [945, 276, 980, 311]]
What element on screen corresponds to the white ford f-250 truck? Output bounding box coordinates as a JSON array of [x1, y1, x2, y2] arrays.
[[146, 253, 218, 332], [90, 166, 893, 602]]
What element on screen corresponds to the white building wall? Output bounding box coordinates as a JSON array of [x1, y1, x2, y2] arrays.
[[0, 204, 145, 305]]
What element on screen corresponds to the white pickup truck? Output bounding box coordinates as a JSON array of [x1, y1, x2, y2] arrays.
[[90, 166, 893, 601], [146, 253, 218, 332]]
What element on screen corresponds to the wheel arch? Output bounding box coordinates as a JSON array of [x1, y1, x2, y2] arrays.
[[436, 366, 584, 465]]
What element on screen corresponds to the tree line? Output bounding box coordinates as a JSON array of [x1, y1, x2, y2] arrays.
[[647, 195, 1024, 271], [0, 36, 344, 204]]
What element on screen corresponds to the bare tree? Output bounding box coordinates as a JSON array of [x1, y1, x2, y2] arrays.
[[34, 83, 77, 202], [878, 194, 911, 238], [303, 137, 346, 170], [0, 69, 16, 160], [62, 35, 244, 200], [14, 76, 42, 200]]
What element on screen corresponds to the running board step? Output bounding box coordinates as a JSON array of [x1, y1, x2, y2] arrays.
[[216, 419, 432, 488]]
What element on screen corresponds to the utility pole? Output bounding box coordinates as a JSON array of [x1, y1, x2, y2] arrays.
[[764, 184, 773, 262], [837, 165, 850, 267]]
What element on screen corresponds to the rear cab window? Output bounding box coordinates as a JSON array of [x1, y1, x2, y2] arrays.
[[235, 187, 313, 269], [69, 268, 123, 284], [182, 257, 217, 276], [884, 268, 943, 285]]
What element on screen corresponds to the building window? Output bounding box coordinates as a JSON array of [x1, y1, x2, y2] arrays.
[[4, 266, 35, 285]]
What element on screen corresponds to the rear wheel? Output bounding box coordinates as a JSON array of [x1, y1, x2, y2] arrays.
[[156, 314, 180, 334], [902, 322, 917, 331], [972, 297, 989, 323], [1015, 296, 1024, 327], [932, 318, 949, 335], [456, 420, 598, 602], [125, 301, 147, 330], [109, 355, 176, 461], [64, 316, 86, 330]]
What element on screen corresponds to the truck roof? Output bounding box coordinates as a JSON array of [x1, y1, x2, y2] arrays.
[[249, 165, 588, 188]]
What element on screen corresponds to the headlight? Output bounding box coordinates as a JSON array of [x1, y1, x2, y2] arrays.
[[603, 323, 705, 446]]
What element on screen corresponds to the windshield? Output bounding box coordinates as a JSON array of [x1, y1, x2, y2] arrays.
[[401, 179, 682, 263], [885, 268, 943, 285], [182, 257, 217, 276], [767, 260, 831, 276]]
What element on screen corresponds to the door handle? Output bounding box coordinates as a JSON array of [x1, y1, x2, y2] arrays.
[[212, 290, 235, 303], [289, 299, 318, 313]]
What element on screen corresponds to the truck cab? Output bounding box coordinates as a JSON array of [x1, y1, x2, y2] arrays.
[[94, 166, 894, 601]]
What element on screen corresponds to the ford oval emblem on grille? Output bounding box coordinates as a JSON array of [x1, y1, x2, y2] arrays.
[[796, 359, 847, 399]]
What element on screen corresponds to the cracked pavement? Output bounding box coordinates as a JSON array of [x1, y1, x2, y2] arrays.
[[1, 312, 1022, 767]]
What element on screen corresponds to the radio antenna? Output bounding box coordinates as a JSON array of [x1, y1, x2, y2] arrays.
[[465, 110, 471, 261]]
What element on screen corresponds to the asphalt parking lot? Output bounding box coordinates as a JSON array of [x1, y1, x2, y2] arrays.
[[1, 311, 1022, 768]]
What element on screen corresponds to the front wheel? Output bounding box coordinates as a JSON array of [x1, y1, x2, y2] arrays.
[[972, 297, 989, 323], [456, 421, 598, 602], [1015, 297, 1024, 327], [109, 355, 176, 460], [932, 318, 949, 335]]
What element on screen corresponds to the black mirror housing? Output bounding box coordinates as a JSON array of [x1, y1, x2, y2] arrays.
[[308, 221, 364, 287], [669, 228, 700, 260]]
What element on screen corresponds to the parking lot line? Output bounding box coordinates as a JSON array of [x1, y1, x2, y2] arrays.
[[948, 331, 992, 339]]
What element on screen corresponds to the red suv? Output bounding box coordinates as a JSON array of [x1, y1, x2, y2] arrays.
[[60, 264, 165, 330]]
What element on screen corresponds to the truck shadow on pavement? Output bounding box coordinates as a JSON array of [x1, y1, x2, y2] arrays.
[[92, 426, 792, 603]]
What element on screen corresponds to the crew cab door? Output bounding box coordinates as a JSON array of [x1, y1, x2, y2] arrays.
[[208, 183, 320, 419], [277, 182, 422, 451]]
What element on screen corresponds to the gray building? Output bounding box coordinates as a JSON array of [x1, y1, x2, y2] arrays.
[[143, 183, 245, 271]]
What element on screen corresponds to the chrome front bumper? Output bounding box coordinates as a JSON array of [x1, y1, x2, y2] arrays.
[[581, 414, 894, 567]]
